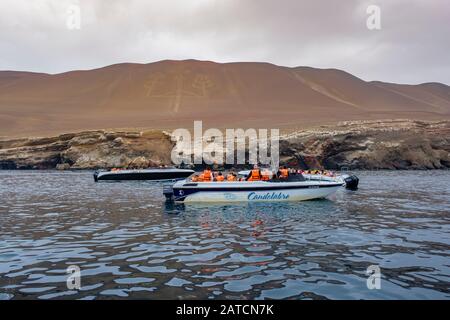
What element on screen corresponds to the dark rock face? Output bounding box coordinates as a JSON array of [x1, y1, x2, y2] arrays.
[[280, 120, 450, 170], [0, 120, 449, 170]]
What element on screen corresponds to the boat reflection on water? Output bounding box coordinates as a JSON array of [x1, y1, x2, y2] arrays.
[[162, 199, 342, 243], [162, 198, 340, 220], [163, 200, 186, 214]]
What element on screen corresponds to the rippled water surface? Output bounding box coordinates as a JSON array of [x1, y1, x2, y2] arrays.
[[0, 170, 449, 300]]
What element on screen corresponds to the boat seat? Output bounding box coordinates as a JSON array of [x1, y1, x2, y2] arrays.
[[270, 174, 306, 183]]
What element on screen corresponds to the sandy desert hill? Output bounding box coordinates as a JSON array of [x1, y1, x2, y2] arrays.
[[0, 59, 449, 137]]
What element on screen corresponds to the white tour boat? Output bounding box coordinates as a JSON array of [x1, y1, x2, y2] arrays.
[[164, 175, 343, 203]]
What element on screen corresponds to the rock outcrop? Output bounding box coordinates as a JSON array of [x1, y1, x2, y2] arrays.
[[0, 130, 174, 169], [280, 120, 450, 170], [0, 120, 449, 170]]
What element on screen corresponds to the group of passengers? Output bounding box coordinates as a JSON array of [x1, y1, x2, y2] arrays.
[[299, 169, 336, 177], [190, 165, 292, 183], [191, 169, 237, 182], [109, 165, 335, 179], [110, 164, 170, 172]]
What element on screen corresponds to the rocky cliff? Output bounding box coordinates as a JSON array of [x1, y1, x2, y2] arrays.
[[281, 120, 450, 170], [0, 120, 449, 170], [0, 130, 174, 170]]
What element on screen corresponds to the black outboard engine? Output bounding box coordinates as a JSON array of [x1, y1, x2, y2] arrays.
[[93, 171, 99, 182], [163, 183, 174, 201], [344, 175, 359, 190]]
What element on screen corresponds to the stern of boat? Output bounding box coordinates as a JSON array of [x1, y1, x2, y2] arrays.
[[163, 183, 174, 201]]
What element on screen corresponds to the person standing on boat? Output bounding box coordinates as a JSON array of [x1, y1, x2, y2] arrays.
[[212, 161, 219, 172]]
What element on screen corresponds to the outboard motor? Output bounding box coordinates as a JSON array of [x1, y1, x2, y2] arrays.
[[93, 171, 99, 182], [163, 183, 174, 201], [344, 175, 359, 190]]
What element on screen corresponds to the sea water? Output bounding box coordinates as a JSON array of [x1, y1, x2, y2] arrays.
[[0, 170, 449, 300]]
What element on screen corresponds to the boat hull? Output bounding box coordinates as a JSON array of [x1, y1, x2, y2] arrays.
[[171, 181, 342, 203], [302, 173, 359, 190], [94, 169, 194, 182]]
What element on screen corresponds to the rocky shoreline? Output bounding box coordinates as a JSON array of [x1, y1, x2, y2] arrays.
[[1, 120, 449, 170], [280, 120, 450, 170], [0, 130, 174, 170]]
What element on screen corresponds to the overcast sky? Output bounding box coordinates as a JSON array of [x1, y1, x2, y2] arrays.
[[0, 0, 448, 84]]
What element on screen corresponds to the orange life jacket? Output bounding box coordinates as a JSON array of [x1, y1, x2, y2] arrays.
[[216, 175, 224, 182], [191, 176, 198, 182], [203, 170, 212, 181], [198, 174, 204, 182], [249, 169, 261, 181], [261, 171, 270, 181], [227, 174, 236, 181], [280, 168, 289, 178]]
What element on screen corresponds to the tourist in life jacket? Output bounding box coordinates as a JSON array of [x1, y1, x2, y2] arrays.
[[247, 164, 262, 181], [226, 172, 237, 181], [261, 169, 271, 181], [198, 173, 205, 182], [191, 175, 199, 182], [216, 172, 225, 181], [202, 167, 212, 182], [278, 166, 289, 180]]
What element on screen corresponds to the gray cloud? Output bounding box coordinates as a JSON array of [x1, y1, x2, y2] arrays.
[[0, 0, 448, 84]]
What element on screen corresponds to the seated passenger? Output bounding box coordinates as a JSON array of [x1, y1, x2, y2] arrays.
[[247, 165, 262, 181], [261, 169, 271, 181], [226, 173, 237, 181], [191, 175, 199, 182], [216, 172, 225, 181], [278, 166, 289, 180], [203, 167, 212, 182]]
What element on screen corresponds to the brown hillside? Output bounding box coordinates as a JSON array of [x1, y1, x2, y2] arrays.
[[0, 60, 449, 137]]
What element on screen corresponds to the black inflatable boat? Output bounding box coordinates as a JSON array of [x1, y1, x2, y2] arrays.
[[93, 168, 194, 182]]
